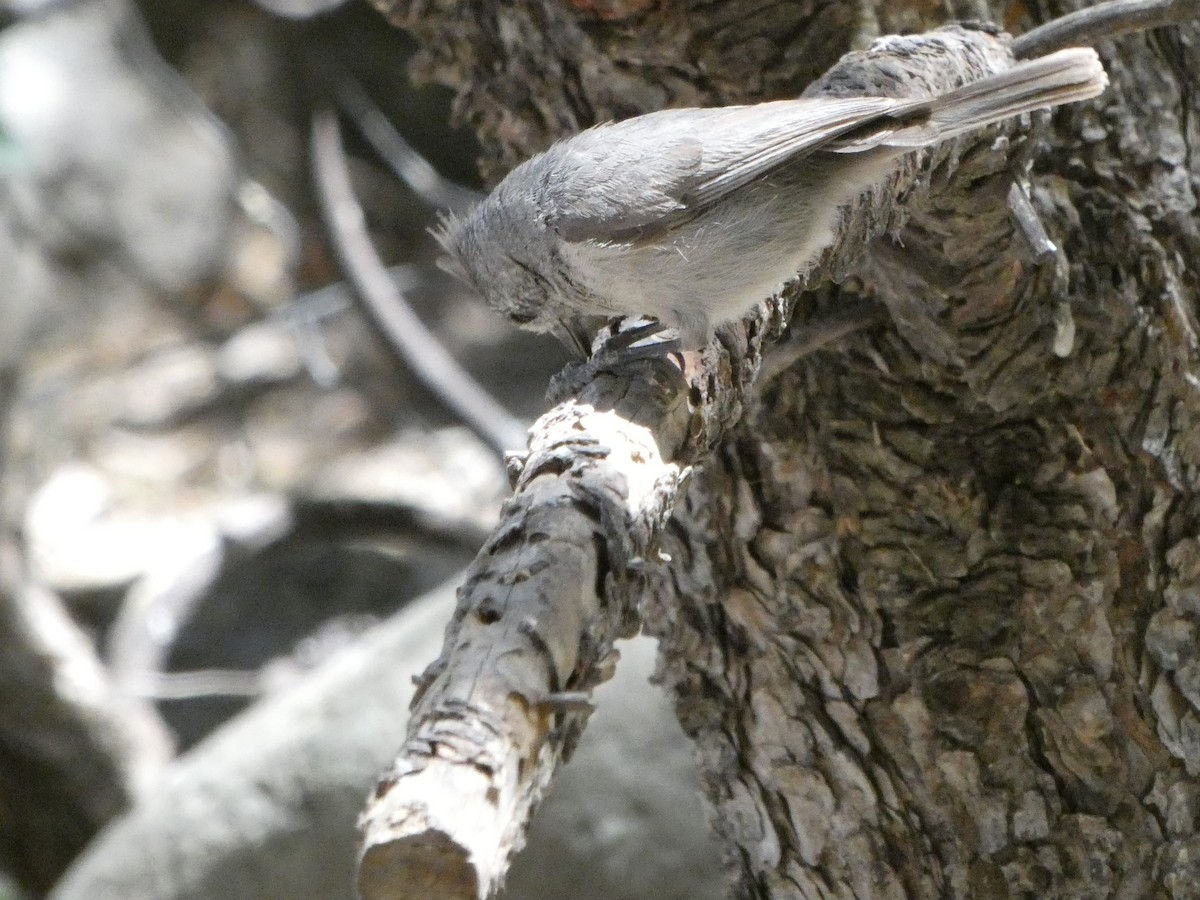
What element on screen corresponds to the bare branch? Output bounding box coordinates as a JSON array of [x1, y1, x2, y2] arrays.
[[355, 348, 708, 899]]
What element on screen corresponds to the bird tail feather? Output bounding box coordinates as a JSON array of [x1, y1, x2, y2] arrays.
[[834, 47, 1108, 151]]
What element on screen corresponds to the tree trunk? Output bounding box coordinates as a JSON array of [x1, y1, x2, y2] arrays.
[[366, 0, 1200, 895]]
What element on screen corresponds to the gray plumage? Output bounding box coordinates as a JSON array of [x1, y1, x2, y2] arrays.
[[437, 47, 1107, 349]]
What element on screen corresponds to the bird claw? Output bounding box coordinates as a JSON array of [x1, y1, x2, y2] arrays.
[[600, 319, 680, 356]]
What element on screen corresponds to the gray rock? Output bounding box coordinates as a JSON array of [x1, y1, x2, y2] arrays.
[[50, 582, 728, 900]]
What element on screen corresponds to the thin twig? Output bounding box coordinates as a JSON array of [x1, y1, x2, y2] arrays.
[[1012, 0, 1193, 58], [310, 107, 528, 456], [126, 668, 263, 700]]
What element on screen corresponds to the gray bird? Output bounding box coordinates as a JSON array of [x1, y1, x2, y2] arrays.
[[437, 46, 1107, 350]]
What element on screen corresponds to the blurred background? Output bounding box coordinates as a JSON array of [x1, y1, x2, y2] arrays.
[[0, 2, 725, 898], [1, 0, 553, 756]]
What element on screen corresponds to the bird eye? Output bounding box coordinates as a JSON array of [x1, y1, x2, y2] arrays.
[[508, 255, 551, 289], [509, 310, 538, 325]]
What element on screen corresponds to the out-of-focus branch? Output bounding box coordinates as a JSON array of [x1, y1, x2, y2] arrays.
[[332, 73, 482, 213], [310, 107, 529, 457], [0, 543, 172, 895]]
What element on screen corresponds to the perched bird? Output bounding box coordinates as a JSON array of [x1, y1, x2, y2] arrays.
[[437, 46, 1107, 349]]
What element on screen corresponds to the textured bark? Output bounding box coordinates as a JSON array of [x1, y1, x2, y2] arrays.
[[366, 1, 1200, 897]]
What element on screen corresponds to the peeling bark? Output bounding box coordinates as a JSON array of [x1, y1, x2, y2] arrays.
[[362, 1, 1200, 897], [357, 346, 739, 898]]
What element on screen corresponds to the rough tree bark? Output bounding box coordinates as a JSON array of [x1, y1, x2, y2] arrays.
[[362, 1, 1200, 897]]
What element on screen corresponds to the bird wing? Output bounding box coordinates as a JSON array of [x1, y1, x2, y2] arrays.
[[548, 95, 910, 245]]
